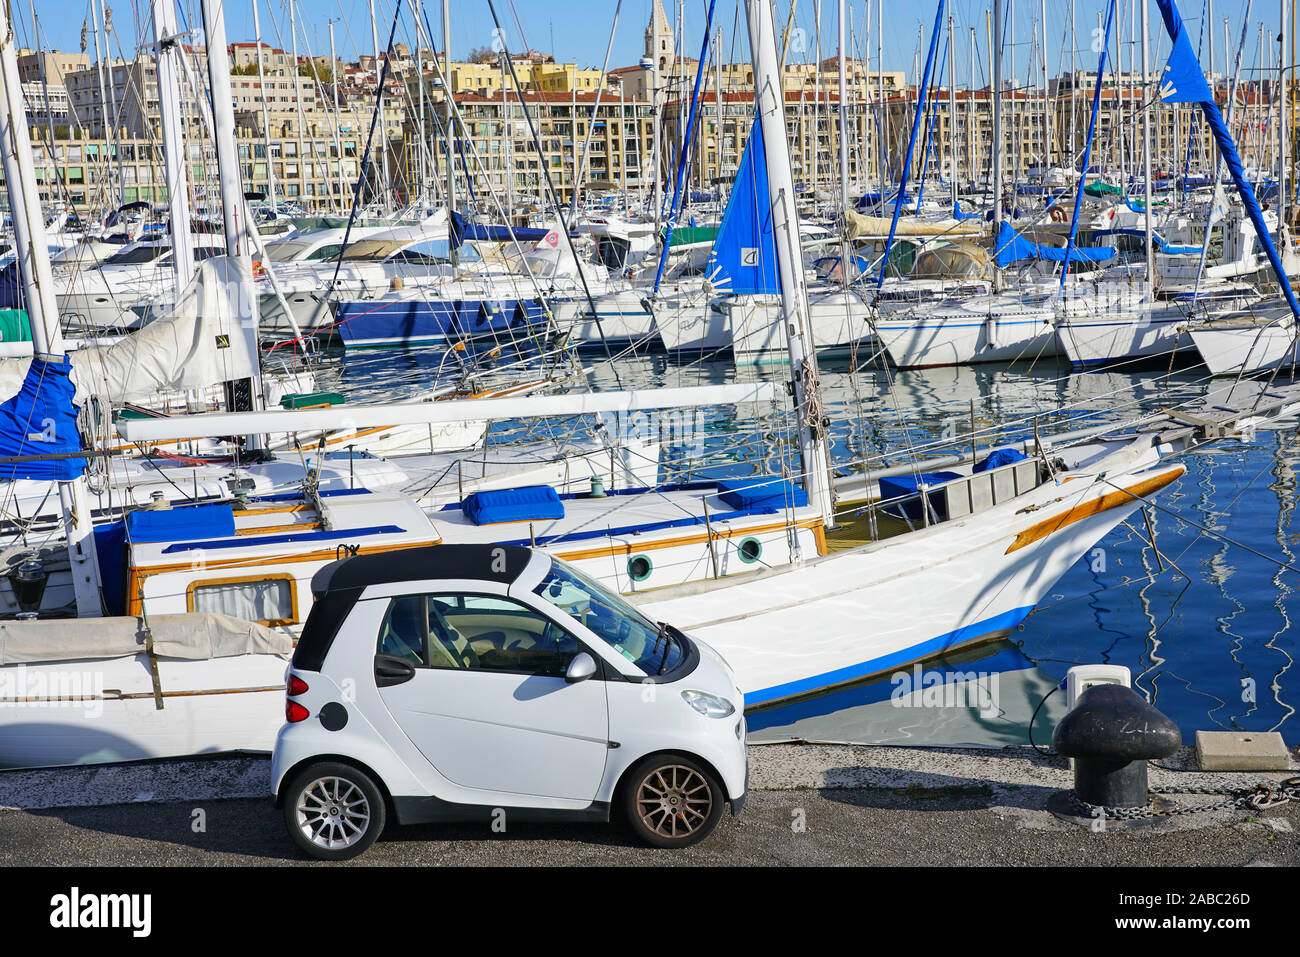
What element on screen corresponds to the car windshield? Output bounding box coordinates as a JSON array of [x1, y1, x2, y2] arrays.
[[533, 559, 685, 676]]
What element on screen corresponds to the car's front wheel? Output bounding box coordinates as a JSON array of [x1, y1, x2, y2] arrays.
[[282, 762, 386, 861], [621, 754, 724, 848]]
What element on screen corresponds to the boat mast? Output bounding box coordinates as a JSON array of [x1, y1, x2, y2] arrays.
[[330, 19, 344, 213], [152, 0, 194, 291], [200, 0, 266, 425], [1280, 0, 1289, 254], [993, 0, 1004, 291], [838, 0, 850, 242], [1140, 0, 1155, 298], [741, 0, 834, 529], [369, 0, 391, 212], [1040, 0, 1050, 168], [251, 0, 278, 213], [442, 0, 457, 264], [288, 0, 309, 213], [0, 6, 103, 616], [97, 0, 125, 209], [969, 26, 976, 187], [651, 3, 662, 228], [948, 12, 957, 210], [88, 0, 117, 208]]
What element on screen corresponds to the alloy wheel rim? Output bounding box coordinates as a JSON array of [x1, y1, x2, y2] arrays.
[[295, 776, 371, 850], [636, 765, 712, 838]]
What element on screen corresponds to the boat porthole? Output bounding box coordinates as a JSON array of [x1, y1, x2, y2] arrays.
[[738, 537, 763, 564], [628, 555, 653, 582]]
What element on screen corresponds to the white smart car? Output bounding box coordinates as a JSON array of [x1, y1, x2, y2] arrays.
[[272, 544, 747, 860]]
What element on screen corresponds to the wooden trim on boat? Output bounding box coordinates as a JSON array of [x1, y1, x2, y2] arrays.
[[0, 685, 285, 704], [231, 504, 315, 517], [234, 521, 323, 535], [126, 539, 439, 615], [1003, 468, 1185, 555], [554, 518, 823, 562]]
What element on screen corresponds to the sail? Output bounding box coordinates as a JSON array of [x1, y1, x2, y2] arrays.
[[0, 256, 259, 406], [994, 222, 1116, 268], [705, 119, 779, 296], [1153, 0, 1300, 320]]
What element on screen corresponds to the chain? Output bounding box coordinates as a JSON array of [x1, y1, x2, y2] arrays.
[[1071, 777, 1300, 820]]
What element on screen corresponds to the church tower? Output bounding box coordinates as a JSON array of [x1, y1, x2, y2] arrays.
[[644, 0, 674, 72]]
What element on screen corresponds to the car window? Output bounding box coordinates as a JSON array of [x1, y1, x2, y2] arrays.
[[378, 593, 583, 677], [377, 595, 429, 665]]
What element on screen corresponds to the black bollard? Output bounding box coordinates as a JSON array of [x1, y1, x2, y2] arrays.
[[1052, 684, 1181, 808]]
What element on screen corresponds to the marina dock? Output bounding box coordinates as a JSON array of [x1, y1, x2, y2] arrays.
[[1, 743, 1295, 866]]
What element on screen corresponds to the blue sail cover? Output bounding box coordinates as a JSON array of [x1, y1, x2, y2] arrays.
[[705, 119, 779, 295], [1154, 0, 1300, 320], [449, 210, 550, 248], [0, 354, 86, 481], [994, 222, 1116, 268]]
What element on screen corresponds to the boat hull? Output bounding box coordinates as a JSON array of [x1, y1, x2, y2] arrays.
[[638, 461, 1184, 707]]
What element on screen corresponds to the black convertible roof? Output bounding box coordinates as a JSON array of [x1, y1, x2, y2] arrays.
[[294, 545, 539, 673], [310, 543, 535, 598]]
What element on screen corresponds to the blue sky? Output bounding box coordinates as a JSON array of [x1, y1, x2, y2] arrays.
[[10, 1, 1289, 86]]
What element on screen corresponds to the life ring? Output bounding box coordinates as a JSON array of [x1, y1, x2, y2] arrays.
[[252, 259, 266, 279], [1049, 206, 1067, 223]]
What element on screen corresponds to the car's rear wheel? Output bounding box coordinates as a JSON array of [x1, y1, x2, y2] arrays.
[[622, 755, 724, 848], [283, 762, 386, 861]]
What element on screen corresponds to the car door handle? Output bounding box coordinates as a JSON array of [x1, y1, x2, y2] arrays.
[[374, 654, 417, 687]]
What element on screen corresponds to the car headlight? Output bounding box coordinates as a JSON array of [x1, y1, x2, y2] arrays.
[[681, 689, 735, 719]]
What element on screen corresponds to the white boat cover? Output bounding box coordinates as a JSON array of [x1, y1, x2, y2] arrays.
[[0, 256, 259, 404], [845, 210, 986, 239], [0, 612, 292, 665]]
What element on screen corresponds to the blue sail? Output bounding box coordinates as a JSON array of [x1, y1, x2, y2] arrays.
[[705, 119, 779, 296], [1154, 0, 1300, 320], [996, 222, 1115, 268], [0, 354, 85, 482]]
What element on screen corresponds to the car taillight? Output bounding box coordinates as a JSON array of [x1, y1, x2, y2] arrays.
[[287, 675, 309, 697], [286, 701, 310, 723]]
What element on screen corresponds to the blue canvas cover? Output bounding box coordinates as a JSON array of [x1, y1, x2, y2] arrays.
[[449, 210, 550, 248], [0, 354, 86, 482], [126, 502, 236, 543], [973, 448, 1028, 473], [994, 222, 1116, 268], [706, 120, 780, 296], [717, 476, 808, 512], [94, 520, 128, 616], [462, 485, 565, 525], [878, 471, 963, 523]]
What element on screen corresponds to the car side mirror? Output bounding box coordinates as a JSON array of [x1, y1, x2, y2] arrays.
[[565, 652, 597, 684], [374, 654, 416, 687]]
